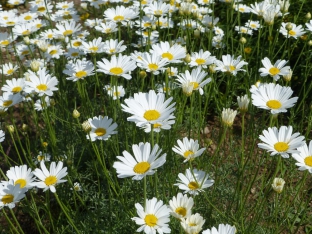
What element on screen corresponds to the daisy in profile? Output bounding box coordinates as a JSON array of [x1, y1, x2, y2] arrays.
[[214, 54, 248, 76], [63, 59, 95, 81], [0, 130, 5, 143], [71, 182, 82, 192], [175, 67, 212, 95], [259, 57, 290, 81], [32, 161, 68, 193], [45, 44, 64, 60], [1, 78, 25, 94], [221, 108, 237, 127], [136, 52, 169, 75], [55, 20, 82, 37], [237, 94, 250, 113], [202, 224, 236, 234], [306, 20, 312, 32], [258, 126, 305, 158], [0, 32, 16, 48], [34, 96, 51, 111], [174, 168, 214, 195], [35, 151, 51, 164], [86, 116, 117, 142], [132, 197, 171, 234], [172, 137, 206, 162], [0, 180, 27, 209], [121, 90, 175, 127], [189, 49, 216, 68], [181, 213, 205, 234], [104, 5, 138, 23], [105, 85, 125, 100], [1, 63, 19, 76], [0, 92, 23, 111], [144, 0, 170, 17], [94, 21, 118, 34], [103, 39, 126, 55], [280, 22, 305, 39], [140, 119, 175, 133], [169, 193, 194, 220], [97, 54, 136, 79], [292, 141, 312, 173], [150, 41, 186, 64], [272, 177, 285, 193], [113, 142, 166, 180], [250, 83, 298, 114], [24, 68, 59, 96], [6, 165, 35, 190]]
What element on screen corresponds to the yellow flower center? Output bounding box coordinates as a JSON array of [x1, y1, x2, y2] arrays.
[[7, 69, 14, 75], [36, 24, 42, 28], [109, 49, 116, 54], [144, 22, 151, 27], [63, 30, 73, 36], [113, 91, 120, 97], [12, 86, 22, 93], [133, 162, 150, 174], [188, 181, 199, 190], [1, 40, 10, 46], [3, 100, 13, 107], [37, 84, 48, 91], [269, 67, 280, 76], [105, 28, 112, 33], [89, 46, 98, 52], [274, 142, 289, 152], [1, 194, 14, 204], [71, 52, 79, 57], [44, 176, 57, 186], [266, 100, 282, 109], [6, 21, 15, 26], [229, 65, 236, 71], [62, 5, 68, 8], [148, 63, 159, 71], [15, 179, 27, 188], [113, 15, 124, 21], [38, 6, 46, 12], [63, 15, 72, 20], [195, 58, 205, 65], [95, 128, 106, 136], [162, 52, 173, 60], [110, 67, 123, 75], [289, 30, 296, 36], [153, 123, 162, 128], [37, 155, 44, 161], [73, 41, 81, 47], [144, 110, 160, 121], [144, 214, 158, 227], [183, 150, 194, 158], [189, 222, 197, 226], [21, 50, 30, 55], [244, 47, 252, 54], [304, 156, 312, 167], [190, 82, 199, 89], [49, 50, 57, 55], [175, 207, 187, 217], [75, 71, 87, 78], [22, 30, 30, 35], [24, 15, 32, 20]]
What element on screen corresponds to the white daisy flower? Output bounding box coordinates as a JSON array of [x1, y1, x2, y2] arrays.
[[0, 180, 27, 209], [250, 83, 298, 114], [32, 161, 68, 193], [202, 224, 236, 234], [0, 32, 16, 48], [1, 63, 19, 76], [97, 54, 136, 79], [1, 78, 25, 94], [63, 59, 95, 81], [0, 130, 5, 143], [94, 21, 118, 34], [0, 92, 23, 111], [280, 22, 305, 39], [45, 44, 64, 60], [55, 20, 82, 37], [113, 142, 166, 180], [150, 41, 186, 64], [258, 126, 305, 158], [221, 108, 237, 127], [105, 85, 125, 100], [181, 213, 205, 234], [306, 20, 312, 32], [24, 68, 59, 97], [132, 197, 171, 234], [175, 67, 212, 95], [144, 0, 170, 17], [34, 96, 51, 111], [169, 193, 194, 219], [237, 94, 250, 113], [292, 141, 312, 173], [35, 151, 51, 164], [71, 182, 82, 192], [81, 37, 106, 54], [259, 57, 290, 81], [103, 39, 126, 55], [140, 119, 175, 133], [136, 52, 169, 75], [104, 5, 138, 23], [86, 116, 118, 142], [272, 177, 285, 193], [172, 137, 206, 162], [189, 49, 216, 68], [6, 165, 35, 190], [214, 54, 248, 76], [174, 168, 214, 195], [121, 90, 175, 127], [245, 20, 261, 30]]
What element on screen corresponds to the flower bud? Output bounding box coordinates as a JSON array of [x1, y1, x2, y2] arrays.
[[73, 109, 80, 118], [209, 64, 216, 73], [194, 29, 201, 38], [272, 178, 285, 193], [184, 53, 191, 63], [283, 69, 293, 82], [239, 37, 247, 44], [82, 120, 91, 133], [22, 123, 28, 132], [221, 108, 237, 127], [139, 70, 147, 79], [308, 40, 312, 46], [30, 60, 41, 72], [7, 125, 14, 133], [306, 12, 311, 20], [23, 36, 30, 45], [286, 22, 293, 31], [42, 142, 48, 148]]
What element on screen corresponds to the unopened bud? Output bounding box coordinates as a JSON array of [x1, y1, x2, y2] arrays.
[[73, 109, 80, 118], [306, 12, 311, 20], [308, 40, 312, 46], [7, 125, 14, 133], [286, 22, 293, 31], [23, 36, 30, 45], [50, 99, 56, 106], [30, 60, 41, 72], [42, 142, 48, 148], [22, 123, 28, 132], [81, 3, 88, 10], [239, 37, 247, 44], [82, 120, 91, 133], [209, 64, 216, 73], [194, 29, 200, 38], [283, 69, 293, 82], [272, 178, 285, 193], [184, 53, 191, 63], [139, 70, 147, 79]]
